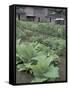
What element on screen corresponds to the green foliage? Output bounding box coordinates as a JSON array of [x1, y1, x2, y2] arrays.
[[16, 20, 66, 83], [32, 65, 59, 82], [16, 41, 59, 82], [16, 20, 65, 39], [43, 37, 65, 55], [44, 65, 59, 78]]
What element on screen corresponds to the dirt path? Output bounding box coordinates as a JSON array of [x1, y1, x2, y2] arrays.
[[16, 71, 32, 83], [56, 55, 66, 81]]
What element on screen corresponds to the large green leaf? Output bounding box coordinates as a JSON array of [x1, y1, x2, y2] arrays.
[[44, 65, 59, 78], [16, 43, 37, 63], [31, 65, 59, 82], [17, 64, 26, 71], [31, 54, 58, 76]]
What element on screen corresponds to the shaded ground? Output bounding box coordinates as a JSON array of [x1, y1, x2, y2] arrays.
[[56, 54, 66, 81], [16, 71, 32, 83]]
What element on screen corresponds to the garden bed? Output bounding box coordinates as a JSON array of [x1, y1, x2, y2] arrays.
[[16, 20, 66, 83]]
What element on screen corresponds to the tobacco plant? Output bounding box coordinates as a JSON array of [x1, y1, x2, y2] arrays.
[[16, 40, 59, 82]]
